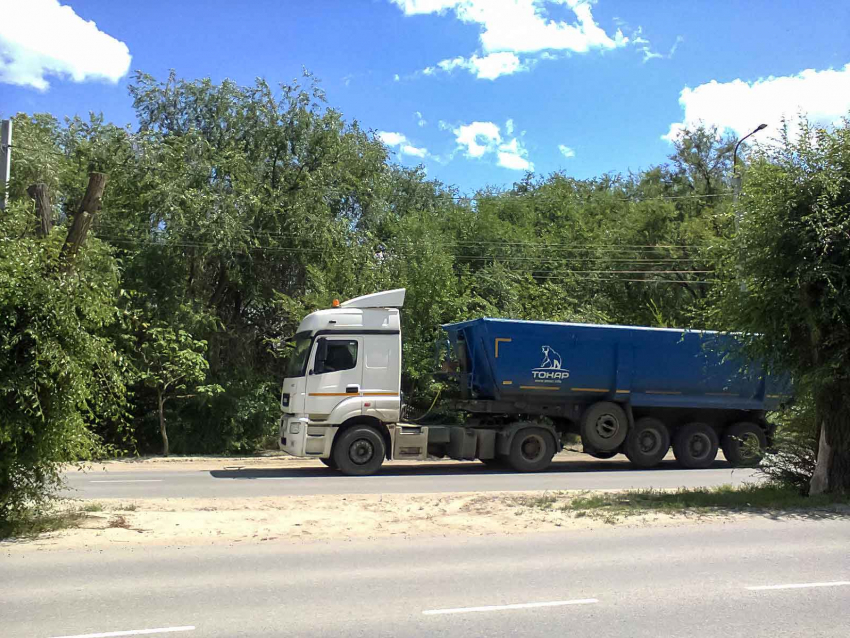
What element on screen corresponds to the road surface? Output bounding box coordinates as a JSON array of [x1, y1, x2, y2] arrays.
[[4, 517, 848, 637], [62, 457, 759, 499]]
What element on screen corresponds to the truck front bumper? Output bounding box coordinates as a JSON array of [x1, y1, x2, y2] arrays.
[[279, 416, 336, 458]]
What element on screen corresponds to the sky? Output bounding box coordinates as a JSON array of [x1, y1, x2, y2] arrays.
[[2, 0, 849, 193]]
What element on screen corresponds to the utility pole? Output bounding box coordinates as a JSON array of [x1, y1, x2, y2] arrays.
[[0, 119, 11, 211]]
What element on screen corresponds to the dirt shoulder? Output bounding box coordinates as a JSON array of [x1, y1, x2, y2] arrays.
[[4, 489, 779, 554]]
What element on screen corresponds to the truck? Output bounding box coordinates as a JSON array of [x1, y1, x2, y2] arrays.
[[279, 289, 791, 475]]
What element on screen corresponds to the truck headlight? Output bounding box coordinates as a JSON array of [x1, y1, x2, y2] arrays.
[[289, 422, 301, 435]]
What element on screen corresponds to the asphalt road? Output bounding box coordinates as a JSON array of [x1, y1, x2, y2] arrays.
[[4, 518, 849, 638], [62, 458, 759, 499]]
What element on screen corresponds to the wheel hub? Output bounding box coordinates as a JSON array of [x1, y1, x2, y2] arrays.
[[595, 414, 620, 440], [639, 431, 661, 455], [520, 434, 545, 463], [349, 439, 374, 465], [689, 433, 710, 459]]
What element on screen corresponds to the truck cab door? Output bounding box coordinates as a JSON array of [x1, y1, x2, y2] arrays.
[[305, 337, 363, 420]]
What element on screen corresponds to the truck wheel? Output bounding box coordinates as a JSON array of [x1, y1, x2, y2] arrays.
[[508, 427, 556, 472], [625, 417, 670, 468], [721, 422, 767, 467], [332, 426, 386, 476], [588, 451, 618, 459], [672, 422, 719, 469], [319, 457, 338, 470], [580, 402, 628, 452]]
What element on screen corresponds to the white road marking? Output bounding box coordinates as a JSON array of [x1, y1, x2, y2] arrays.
[[50, 626, 195, 638], [747, 581, 850, 591], [89, 480, 164, 484], [422, 598, 598, 615]]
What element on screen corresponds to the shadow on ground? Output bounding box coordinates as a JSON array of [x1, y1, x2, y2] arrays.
[[209, 458, 738, 480]]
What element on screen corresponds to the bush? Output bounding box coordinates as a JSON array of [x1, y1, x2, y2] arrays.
[[759, 396, 819, 494], [0, 204, 127, 535]]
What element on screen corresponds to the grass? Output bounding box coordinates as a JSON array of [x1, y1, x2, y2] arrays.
[[517, 484, 850, 522], [0, 506, 87, 540]]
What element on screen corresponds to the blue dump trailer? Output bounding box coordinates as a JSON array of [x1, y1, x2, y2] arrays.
[[430, 318, 791, 471]]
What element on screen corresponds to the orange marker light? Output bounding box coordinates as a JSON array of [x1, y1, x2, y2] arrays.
[[332, 299, 340, 307]]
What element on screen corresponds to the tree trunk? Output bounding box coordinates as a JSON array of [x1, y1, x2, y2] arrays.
[[809, 387, 850, 495], [59, 172, 108, 272], [27, 183, 52, 237], [158, 389, 169, 457]]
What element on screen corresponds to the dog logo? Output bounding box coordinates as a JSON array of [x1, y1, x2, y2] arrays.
[[533, 345, 569, 382]]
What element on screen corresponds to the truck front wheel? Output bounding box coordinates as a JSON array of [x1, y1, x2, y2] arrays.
[[333, 426, 386, 476], [625, 417, 670, 468], [508, 427, 556, 472], [672, 422, 719, 469]]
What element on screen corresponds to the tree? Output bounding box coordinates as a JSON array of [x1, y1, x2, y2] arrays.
[[136, 325, 222, 456], [0, 200, 128, 533], [708, 118, 850, 495]]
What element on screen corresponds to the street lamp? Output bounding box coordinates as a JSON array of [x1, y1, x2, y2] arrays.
[[732, 124, 768, 229], [732, 124, 767, 292], [733, 123, 768, 175]]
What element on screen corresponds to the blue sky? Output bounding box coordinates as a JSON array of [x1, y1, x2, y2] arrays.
[[2, 0, 850, 192]]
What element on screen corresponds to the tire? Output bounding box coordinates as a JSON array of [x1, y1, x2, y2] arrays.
[[625, 417, 670, 468], [721, 422, 767, 467], [580, 402, 629, 452], [672, 422, 719, 469], [588, 450, 618, 460], [508, 427, 556, 472], [332, 426, 386, 476], [319, 457, 338, 470]]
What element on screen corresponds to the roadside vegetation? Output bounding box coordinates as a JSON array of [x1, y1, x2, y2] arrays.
[[2, 70, 849, 537], [518, 484, 850, 522]]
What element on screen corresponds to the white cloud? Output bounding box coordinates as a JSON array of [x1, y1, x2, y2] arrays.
[[506, 118, 515, 135], [423, 51, 528, 80], [497, 138, 533, 170], [378, 130, 429, 159], [391, 0, 627, 55], [664, 63, 850, 142], [636, 32, 683, 64], [454, 121, 501, 157], [415, 111, 427, 127], [393, 73, 401, 81], [452, 120, 533, 170], [558, 144, 575, 158], [0, 0, 131, 90]]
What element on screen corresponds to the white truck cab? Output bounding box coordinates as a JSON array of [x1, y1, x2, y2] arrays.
[[279, 289, 414, 473]]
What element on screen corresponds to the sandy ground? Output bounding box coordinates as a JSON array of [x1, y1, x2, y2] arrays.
[[4, 490, 732, 554]]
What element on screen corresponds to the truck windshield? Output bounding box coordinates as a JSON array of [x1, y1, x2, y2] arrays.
[[284, 336, 313, 377]]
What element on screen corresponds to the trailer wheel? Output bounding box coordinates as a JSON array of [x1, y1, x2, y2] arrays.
[[672, 422, 719, 469], [333, 426, 386, 476], [508, 427, 556, 472], [580, 402, 629, 452], [625, 417, 670, 468], [588, 451, 618, 460], [319, 457, 338, 470], [721, 422, 767, 467]]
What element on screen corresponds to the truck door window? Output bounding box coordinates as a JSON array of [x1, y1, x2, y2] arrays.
[[316, 339, 358, 374]]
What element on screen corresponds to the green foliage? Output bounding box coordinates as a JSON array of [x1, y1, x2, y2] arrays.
[[0, 202, 127, 533], [708, 117, 850, 493]]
